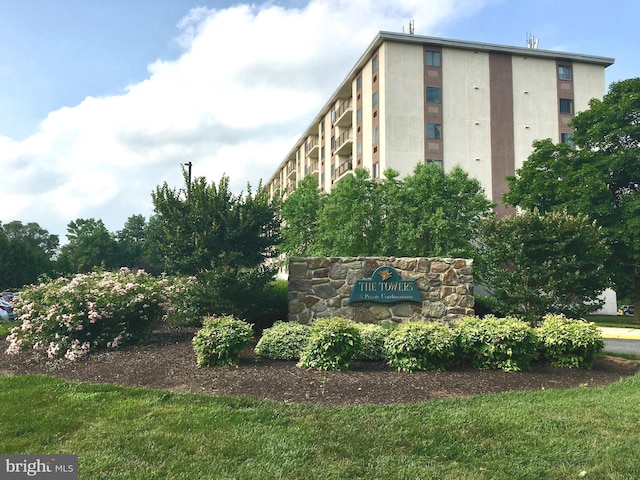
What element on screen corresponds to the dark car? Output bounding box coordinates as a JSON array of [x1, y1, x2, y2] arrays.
[[618, 305, 635, 316]]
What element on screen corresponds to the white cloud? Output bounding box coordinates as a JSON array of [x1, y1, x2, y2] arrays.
[[0, 0, 488, 238]]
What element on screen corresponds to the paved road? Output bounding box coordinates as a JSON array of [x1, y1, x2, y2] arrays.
[[600, 327, 640, 355], [603, 338, 640, 355]]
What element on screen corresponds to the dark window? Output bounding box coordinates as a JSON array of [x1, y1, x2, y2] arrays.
[[558, 64, 572, 81], [425, 50, 441, 67], [356, 108, 362, 124], [373, 126, 378, 143], [560, 98, 574, 115], [372, 55, 378, 73], [426, 123, 442, 139], [426, 86, 441, 103], [356, 74, 362, 91], [561, 133, 575, 148], [372, 91, 379, 108]]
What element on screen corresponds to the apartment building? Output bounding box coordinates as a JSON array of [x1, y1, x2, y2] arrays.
[[266, 31, 614, 215]]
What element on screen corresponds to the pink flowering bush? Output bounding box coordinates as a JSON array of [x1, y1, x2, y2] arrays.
[[6, 268, 171, 361]]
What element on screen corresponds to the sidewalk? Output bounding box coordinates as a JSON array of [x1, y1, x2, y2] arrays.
[[599, 327, 640, 340]]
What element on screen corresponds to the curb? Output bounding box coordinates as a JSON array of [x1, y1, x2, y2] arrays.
[[599, 328, 640, 340]]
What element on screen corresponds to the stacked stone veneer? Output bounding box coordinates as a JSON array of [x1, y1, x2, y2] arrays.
[[288, 257, 474, 325]]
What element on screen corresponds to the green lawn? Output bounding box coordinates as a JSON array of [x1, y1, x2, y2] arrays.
[[588, 314, 640, 329], [2, 373, 640, 479]]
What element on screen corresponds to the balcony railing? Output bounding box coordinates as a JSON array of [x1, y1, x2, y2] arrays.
[[305, 160, 319, 175], [305, 135, 319, 158], [335, 157, 353, 178], [334, 128, 353, 155], [334, 98, 352, 126]]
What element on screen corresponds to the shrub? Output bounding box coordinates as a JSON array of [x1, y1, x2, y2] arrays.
[[192, 316, 254, 367], [384, 321, 455, 372], [252, 279, 289, 334], [455, 316, 538, 372], [6, 268, 170, 361], [353, 323, 388, 361], [537, 314, 604, 368], [254, 321, 311, 361], [297, 317, 362, 371]]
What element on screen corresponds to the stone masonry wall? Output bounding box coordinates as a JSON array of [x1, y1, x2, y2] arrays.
[[288, 257, 474, 325]]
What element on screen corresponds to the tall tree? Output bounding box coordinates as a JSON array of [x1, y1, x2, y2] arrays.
[[395, 163, 493, 258], [151, 174, 280, 275], [279, 175, 325, 258], [1, 221, 59, 288], [477, 209, 611, 323], [314, 168, 380, 256], [505, 78, 640, 318], [57, 218, 116, 274], [115, 214, 163, 274]]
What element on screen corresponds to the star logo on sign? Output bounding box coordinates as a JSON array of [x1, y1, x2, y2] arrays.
[[378, 269, 392, 281]]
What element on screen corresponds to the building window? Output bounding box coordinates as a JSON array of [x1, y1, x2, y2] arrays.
[[373, 162, 379, 179], [320, 121, 324, 134], [560, 98, 574, 115], [558, 64, 572, 81], [356, 108, 362, 124], [373, 126, 378, 143], [372, 91, 379, 108], [425, 50, 441, 67], [356, 140, 362, 155], [372, 55, 378, 73], [321, 146, 325, 159], [426, 159, 443, 167], [426, 123, 442, 139], [426, 86, 441, 103], [561, 133, 575, 148], [356, 74, 362, 91]]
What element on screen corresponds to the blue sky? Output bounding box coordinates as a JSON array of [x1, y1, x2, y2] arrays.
[[1, 0, 638, 239]]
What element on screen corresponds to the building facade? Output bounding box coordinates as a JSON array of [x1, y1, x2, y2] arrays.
[[266, 31, 614, 215]]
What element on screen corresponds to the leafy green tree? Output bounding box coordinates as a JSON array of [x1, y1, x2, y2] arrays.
[[477, 209, 611, 324], [505, 78, 640, 318], [57, 218, 117, 274], [0, 221, 59, 288], [151, 174, 280, 274], [115, 214, 164, 274], [395, 163, 493, 258], [151, 173, 281, 325], [314, 168, 381, 256], [279, 175, 324, 258]]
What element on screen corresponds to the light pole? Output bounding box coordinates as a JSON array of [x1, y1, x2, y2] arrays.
[[183, 162, 192, 194]]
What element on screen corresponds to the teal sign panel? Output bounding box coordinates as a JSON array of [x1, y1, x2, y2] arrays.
[[349, 266, 421, 304]]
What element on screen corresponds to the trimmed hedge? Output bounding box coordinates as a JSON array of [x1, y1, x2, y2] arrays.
[[194, 315, 606, 372], [192, 316, 254, 367], [537, 314, 604, 368], [254, 321, 312, 361], [297, 317, 362, 371], [455, 316, 538, 372], [384, 321, 455, 372]]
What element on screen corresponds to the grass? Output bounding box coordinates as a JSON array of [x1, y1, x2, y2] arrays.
[[588, 314, 640, 329], [2, 373, 640, 479]]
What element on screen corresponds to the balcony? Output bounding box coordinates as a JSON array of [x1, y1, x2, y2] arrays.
[[305, 135, 319, 158], [286, 160, 297, 180], [335, 157, 353, 179], [334, 98, 352, 127], [305, 159, 319, 176], [334, 128, 353, 156]]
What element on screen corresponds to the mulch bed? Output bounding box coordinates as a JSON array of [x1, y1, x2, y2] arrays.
[[1, 324, 638, 406]]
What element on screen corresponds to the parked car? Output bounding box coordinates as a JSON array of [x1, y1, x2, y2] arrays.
[[1, 291, 15, 302], [0, 299, 15, 321], [618, 305, 635, 316], [0, 307, 7, 322]]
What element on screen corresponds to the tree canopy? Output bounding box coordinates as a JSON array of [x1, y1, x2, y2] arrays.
[[476, 209, 611, 323], [280, 163, 493, 259], [504, 78, 640, 315]]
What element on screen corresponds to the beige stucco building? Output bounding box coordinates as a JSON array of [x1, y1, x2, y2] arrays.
[[266, 31, 614, 216]]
